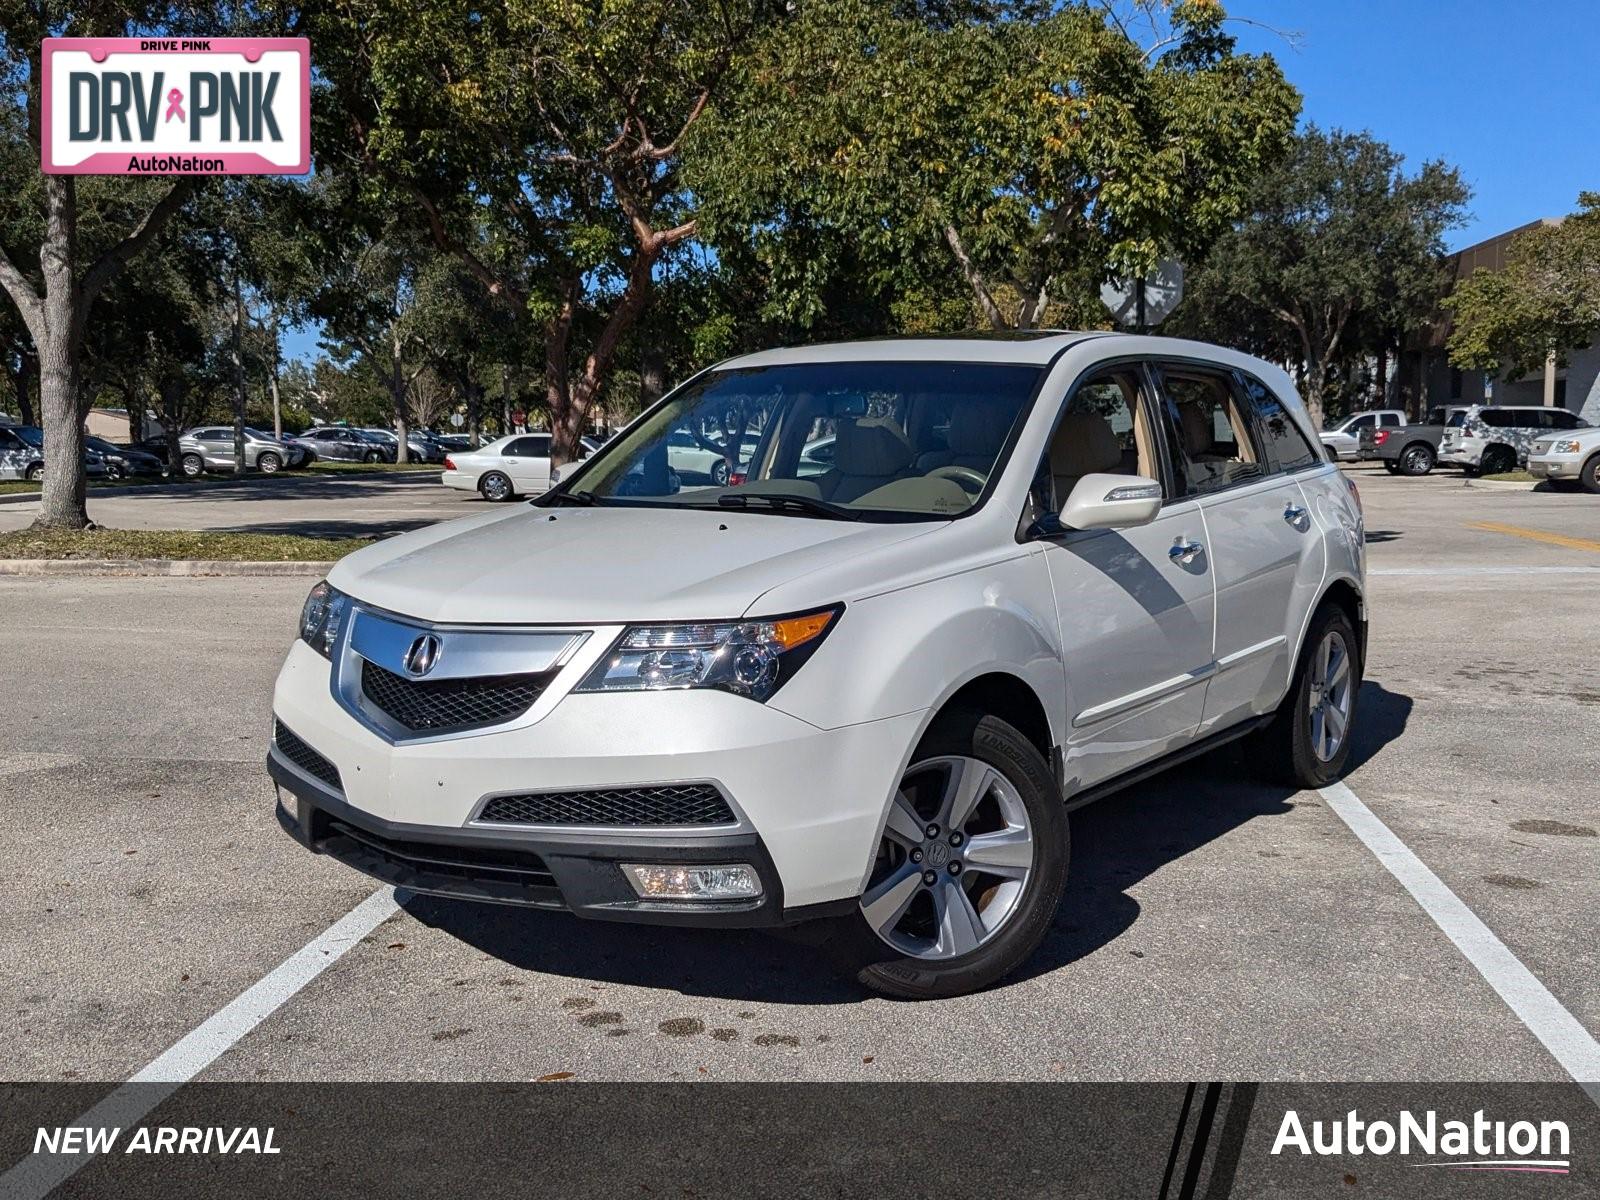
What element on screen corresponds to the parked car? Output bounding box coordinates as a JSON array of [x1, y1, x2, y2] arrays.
[[10, 426, 109, 478], [277, 431, 320, 465], [1439, 405, 1588, 475], [85, 436, 165, 479], [270, 333, 1365, 999], [1366, 405, 1470, 476], [436, 433, 475, 453], [1527, 423, 1600, 493], [0, 424, 43, 481], [361, 427, 446, 464], [303, 427, 397, 464], [178, 426, 306, 476], [441, 433, 557, 500], [1318, 409, 1405, 462]]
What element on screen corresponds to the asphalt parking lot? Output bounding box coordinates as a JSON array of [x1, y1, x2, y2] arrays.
[[1, 464, 1596, 1084]]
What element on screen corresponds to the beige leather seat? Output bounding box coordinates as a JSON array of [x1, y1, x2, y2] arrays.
[[1049, 411, 1123, 509], [816, 417, 917, 503]]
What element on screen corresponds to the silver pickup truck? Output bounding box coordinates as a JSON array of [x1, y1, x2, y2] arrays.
[[1362, 405, 1469, 476]]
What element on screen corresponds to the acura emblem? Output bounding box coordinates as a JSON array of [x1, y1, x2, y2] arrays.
[[402, 634, 441, 677]]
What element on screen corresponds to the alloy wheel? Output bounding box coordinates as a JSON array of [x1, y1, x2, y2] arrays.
[[1401, 445, 1432, 475], [480, 472, 512, 501], [861, 755, 1035, 961], [1307, 630, 1353, 762]]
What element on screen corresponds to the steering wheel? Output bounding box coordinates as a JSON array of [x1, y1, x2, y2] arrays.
[[926, 464, 988, 495]]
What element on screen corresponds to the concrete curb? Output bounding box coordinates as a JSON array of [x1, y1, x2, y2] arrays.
[[0, 558, 335, 577], [0, 468, 434, 506], [1464, 479, 1539, 492]]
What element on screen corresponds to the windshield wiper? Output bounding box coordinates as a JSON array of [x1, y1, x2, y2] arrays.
[[547, 488, 598, 506], [717, 492, 861, 521]]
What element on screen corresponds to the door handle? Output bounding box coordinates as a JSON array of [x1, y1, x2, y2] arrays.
[[1283, 503, 1310, 529], [1169, 537, 1204, 565]]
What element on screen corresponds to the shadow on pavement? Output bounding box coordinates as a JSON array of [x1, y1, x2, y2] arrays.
[[407, 680, 1414, 1003]]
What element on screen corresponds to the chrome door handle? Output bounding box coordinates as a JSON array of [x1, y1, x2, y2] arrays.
[[1284, 504, 1309, 529], [1169, 537, 1204, 565]]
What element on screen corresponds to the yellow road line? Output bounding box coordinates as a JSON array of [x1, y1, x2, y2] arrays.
[[1468, 521, 1600, 554]]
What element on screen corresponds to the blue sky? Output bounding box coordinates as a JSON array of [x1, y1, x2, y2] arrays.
[[284, 4, 1596, 363], [1232, 0, 1600, 248]]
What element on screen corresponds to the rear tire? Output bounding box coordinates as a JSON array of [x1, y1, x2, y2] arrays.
[[1480, 445, 1516, 476], [478, 471, 515, 502], [180, 453, 204, 478], [24, 463, 43, 482], [1397, 443, 1435, 476], [1255, 604, 1362, 789], [710, 459, 731, 487], [841, 709, 1068, 1000], [364, 450, 382, 464], [1581, 454, 1600, 495]]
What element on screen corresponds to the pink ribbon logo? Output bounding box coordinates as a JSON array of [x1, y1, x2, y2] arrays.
[[164, 88, 185, 123]]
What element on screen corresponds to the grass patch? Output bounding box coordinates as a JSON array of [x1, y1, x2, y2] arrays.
[[1481, 470, 1537, 483], [0, 480, 37, 494], [0, 528, 374, 561], [307, 460, 437, 473]]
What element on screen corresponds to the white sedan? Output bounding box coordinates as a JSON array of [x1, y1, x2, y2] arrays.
[[441, 434, 555, 501]]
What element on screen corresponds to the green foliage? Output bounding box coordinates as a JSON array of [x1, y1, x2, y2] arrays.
[[1171, 126, 1468, 425], [688, 0, 1299, 331], [1448, 195, 1600, 376]]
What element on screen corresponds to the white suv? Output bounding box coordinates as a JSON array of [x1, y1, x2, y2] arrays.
[[1440, 404, 1588, 475], [269, 334, 1367, 999]]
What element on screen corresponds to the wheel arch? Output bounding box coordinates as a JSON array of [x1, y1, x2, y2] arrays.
[[1301, 575, 1367, 672]]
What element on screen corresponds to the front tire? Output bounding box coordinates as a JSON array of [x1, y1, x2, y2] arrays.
[[1581, 454, 1600, 495], [478, 471, 515, 502], [257, 451, 281, 474], [364, 450, 382, 464], [24, 463, 43, 482], [180, 453, 204, 478], [1256, 604, 1362, 788], [1480, 445, 1516, 476], [847, 709, 1068, 1000]]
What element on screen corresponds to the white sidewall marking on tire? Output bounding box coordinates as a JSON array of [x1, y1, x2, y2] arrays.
[[1320, 781, 1600, 1106], [0, 886, 399, 1200]]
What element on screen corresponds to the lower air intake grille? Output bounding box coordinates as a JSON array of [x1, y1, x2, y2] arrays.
[[477, 784, 737, 827], [361, 660, 551, 733], [274, 721, 343, 792]]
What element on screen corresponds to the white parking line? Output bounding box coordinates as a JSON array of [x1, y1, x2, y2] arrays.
[[1319, 781, 1600, 1106], [0, 887, 398, 1200]]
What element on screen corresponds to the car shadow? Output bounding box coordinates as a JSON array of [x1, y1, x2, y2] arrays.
[[405, 680, 1413, 1004], [1364, 529, 1403, 543]]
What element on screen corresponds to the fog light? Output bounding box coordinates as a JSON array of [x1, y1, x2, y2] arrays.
[[620, 863, 762, 901]]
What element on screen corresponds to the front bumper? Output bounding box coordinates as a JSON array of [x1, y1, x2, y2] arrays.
[[1528, 453, 1583, 480], [270, 750, 844, 926], [270, 640, 925, 919]]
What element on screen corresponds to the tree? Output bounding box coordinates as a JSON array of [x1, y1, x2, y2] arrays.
[[1448, 194, 1600, 381], [689, 0, 1299, 334], [311, 0, 770, 464], [0, 5, 203, 527], [1170, 127, 1468, 427]]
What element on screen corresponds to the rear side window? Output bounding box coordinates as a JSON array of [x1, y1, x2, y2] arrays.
[[1155, 366, 1267, 496], [505, 437, 550, 458], [1238, 374, 1319, 473], [1446, 411, 1469, 427]]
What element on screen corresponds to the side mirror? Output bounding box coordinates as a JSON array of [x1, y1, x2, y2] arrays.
[[1057, 472, 1162, 532]]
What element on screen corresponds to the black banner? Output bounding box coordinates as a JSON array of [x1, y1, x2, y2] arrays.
[[2, 1083, 1596, 1198]]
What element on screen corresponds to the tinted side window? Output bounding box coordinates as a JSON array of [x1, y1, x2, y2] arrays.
[[1347, 414, 1376, 430], [1239, 374, 1319, 472], [505, 437, 547, 457], [1550, 410, 1581, 429], [1480, 410, 1513, 428], [1156, 366, 1267, 496]]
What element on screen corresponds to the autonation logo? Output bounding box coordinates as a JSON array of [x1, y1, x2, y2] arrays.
[[1272, 1108, 1571, 1174]]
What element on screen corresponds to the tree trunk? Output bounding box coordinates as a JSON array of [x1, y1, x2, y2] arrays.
[[231, 268, 246, 475], [35, 176, 89, 530], [1302, 361, 1329, 431], [640, 344, 667, 413], [161, 378, 184, 474], [268, 311, 283, 439], [389, 333, 410, 464], [14, 351, 35, 427], [466, 377, 482, 448]]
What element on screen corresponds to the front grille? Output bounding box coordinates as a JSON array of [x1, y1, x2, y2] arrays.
[[274, 721, 343, 792], [360, 659, 551, 733], [477, 784, 737, 828]]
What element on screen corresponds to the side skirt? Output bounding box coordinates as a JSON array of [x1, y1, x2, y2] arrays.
[[1062, 714, 1274, 813]]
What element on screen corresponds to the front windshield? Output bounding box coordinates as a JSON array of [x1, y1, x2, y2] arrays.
[[564, 361, 1042, 520]]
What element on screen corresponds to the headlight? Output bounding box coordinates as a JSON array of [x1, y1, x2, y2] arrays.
[[1554, 440, 1584, 454], [575, 606, 841, 703], [299, 581, 350, 659]]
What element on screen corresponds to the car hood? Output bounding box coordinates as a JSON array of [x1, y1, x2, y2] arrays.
[[328, 504, 944, 625]]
